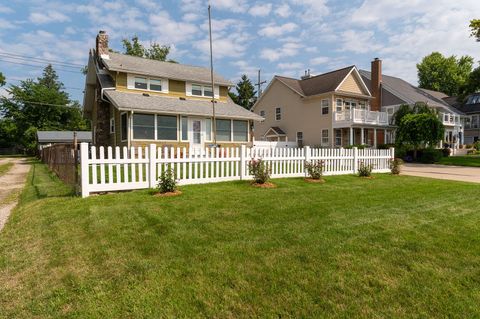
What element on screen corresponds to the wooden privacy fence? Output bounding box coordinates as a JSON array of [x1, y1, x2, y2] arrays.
[[40, 143, 78, 186], [80, 143, 394, 198]]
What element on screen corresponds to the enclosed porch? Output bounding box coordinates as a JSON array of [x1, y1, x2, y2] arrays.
[[334, 127, 395, 148]]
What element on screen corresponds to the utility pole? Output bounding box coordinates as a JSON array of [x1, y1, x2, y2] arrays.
[[256, 69, 266, 98], [208, 4, 217, 146]]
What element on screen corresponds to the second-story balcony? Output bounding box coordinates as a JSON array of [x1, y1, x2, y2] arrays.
[[334, 109, 389, 126], [440, 113, 461, 127]]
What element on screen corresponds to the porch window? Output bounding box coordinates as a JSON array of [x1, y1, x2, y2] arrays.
[[275, 107, 282, 120], [121, 113, 128, 141], [181, 116, 188, 141], [322, 99, 329, 114], [233, 120, 248, 142], [465, 117, 471, 129], [321, 129, 329, 146], [216, 119, 231, 141], [134, 77, 148, 90], [157, 115, 177, 140], [205, 118, 212, 141], [473, 115, 479, 129], [335, 129, 342, 146], [133, 113, 154, 140]]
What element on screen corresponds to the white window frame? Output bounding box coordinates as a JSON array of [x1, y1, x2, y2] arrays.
[[321, 129, 329, 146], [275, 107, 282, 121], [321, 99, 329, 115], [127, 74, 169, 93], [335, 129, 342, 146], [296, 131, 303, 147], [187, 83, 219, 98], [335, 98, 343, 112], [131, 113, 179, 141], [110, 117, 115, 134]]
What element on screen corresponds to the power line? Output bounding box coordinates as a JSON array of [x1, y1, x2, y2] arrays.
[[0, 58, 82, 74], [0, 51, 84, 68]]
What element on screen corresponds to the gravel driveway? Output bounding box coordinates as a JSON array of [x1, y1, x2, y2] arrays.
[[401, 163, 480, 183], [0, 158, 30, 232]]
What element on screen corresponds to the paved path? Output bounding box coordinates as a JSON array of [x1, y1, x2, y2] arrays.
[[402, 163, 480, 184], [0, 158, 30, 232]]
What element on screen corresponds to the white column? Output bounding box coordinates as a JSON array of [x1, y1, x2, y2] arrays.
[[384, 129, 387, 144], [374, 128, 377, 148], [80, 142, 90, 198], [361, 128, 365, 145], [350, 127, 354, 145]]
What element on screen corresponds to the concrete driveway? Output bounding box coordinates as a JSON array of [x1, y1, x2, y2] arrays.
[[402, 163, 480, 183]]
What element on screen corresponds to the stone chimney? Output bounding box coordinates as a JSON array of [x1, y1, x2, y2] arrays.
[[96, 30, 110, 60], [370, 58, 382, 111]]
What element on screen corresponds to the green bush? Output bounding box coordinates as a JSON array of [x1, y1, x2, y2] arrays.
[[377, 143, 395, 150], [474, 141, 480, 151], [305, 160, 324, 179], [390, 158, 403, 175], [157, 168, 177, 193], [248, 159, 271, 184], [419, 148, 443, 163], [358, 162, 374, 177]]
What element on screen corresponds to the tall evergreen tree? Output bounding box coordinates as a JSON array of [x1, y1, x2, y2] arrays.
[[232, 74, 256, 110], [0, 64, 88, 153], [122, 35, 176, 63], [0, 72, 5, 87]]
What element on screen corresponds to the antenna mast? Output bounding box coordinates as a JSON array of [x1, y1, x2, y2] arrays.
[[208, 4, 217, 146], [256, 69, 266, 98]]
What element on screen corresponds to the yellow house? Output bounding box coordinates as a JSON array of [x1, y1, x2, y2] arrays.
[[83, 31, 263, 150]]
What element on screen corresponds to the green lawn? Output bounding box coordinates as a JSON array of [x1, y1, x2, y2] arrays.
[[437, 155, 480, 167], [1, 162, 480, 318], [0, 161, 13, 177]]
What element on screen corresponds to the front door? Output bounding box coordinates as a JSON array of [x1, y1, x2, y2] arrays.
[[189, 118, 204, 150]]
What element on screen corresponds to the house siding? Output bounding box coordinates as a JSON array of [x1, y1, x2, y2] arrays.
[[338, 73, 366, 95]]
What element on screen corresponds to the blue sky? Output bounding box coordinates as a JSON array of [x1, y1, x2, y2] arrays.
[[0, 0, 479, 103]]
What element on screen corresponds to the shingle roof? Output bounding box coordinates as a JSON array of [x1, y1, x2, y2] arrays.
[[449, 94, 480, 114], [37, 131, 92, 143], [102, 52, 233, 86], [270, 127, 286, 135], [359, 69, 462, 114], [104, 90, 263, 121], [274, 66, 357, 97]]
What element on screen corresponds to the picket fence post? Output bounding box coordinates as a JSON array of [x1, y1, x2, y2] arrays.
[[240, 145, 246, 180], [149, 144, 157, 188], [304, 146, 311, 177], [353, 146, 358, 174], [80, 142, 89, 198], [389, 147, 395, 160]]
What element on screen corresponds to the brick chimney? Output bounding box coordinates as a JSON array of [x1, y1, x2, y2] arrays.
[[370, 58, 382, 111], [96, 30, 110, 60]]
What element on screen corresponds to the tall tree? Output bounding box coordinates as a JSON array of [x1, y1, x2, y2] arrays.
[[0, 64, 88, 153], [122, 35, 176, 62], [417, 52, 474, 96], [231, 74, 257, 110], [0, 72, 5, 87], [469, 19, 480, 41]]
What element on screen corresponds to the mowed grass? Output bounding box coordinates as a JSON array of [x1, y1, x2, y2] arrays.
[[1, 162, 480, 318], [0, 161, 13, 177], [437, 155, 480, 167]]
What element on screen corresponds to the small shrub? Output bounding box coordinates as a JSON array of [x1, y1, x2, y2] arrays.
[[377, 143, 394, 150], [248, 158, 271, 184], [418, 148, 443, 163], [157, 168, 177, 193], [474, 141, 480, 151], [466, 144, 473, 149], [442, 147, 451, 157], [390, 158, 403, 175], [305, 160, 324, 179], [358, 161, 374, 177]]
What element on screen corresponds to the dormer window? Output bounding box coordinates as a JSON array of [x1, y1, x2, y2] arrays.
[[191, 84, 213, 97], [129, 74, 167, 93]]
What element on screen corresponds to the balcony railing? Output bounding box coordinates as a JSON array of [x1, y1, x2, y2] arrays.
[[334, 109, 389, 126]]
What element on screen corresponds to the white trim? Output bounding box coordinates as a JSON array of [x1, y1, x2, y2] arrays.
[[120, 112, 128, 142], [321, 99, 330, 115], [127, 73, 169, 94], [321, 129, 329, 147], [335, 66, 372, 97], [186, 82, 220, 99]]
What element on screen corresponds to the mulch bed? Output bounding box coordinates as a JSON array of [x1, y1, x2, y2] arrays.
[[304, 178, 325, 183], [154, 190, 182, 197], [251, 182, 277, 188]]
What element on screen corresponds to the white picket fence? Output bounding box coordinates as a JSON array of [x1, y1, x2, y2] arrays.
[[80, 143, 394, 197]]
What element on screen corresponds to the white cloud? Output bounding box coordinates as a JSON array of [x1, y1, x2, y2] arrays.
[[260, 42, 302, 62], [209, 0, 249, 13], [310, 56, 330, 65], [194, 32, 250, 59], [258, 22, 298, 37], [248, 3, 272, 17], [288, 0, 329, 21], [278, 62, 304, 70], [339, 30, 382, 53], [29, 10, 70, 24], [275, 3, 291, 18], [148, 12, 198, 44], [0, 6, 14, 14]]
